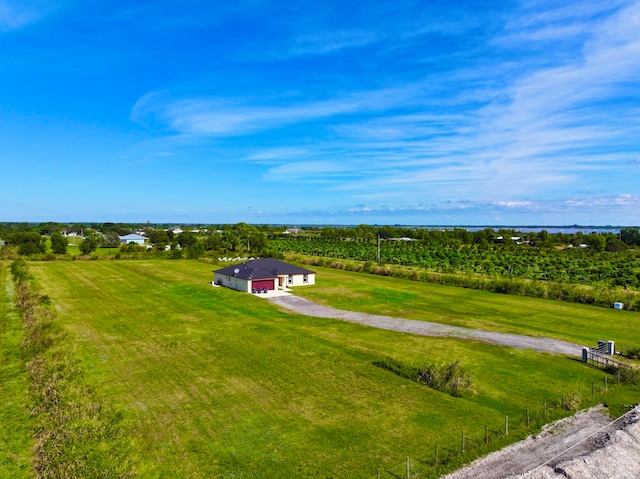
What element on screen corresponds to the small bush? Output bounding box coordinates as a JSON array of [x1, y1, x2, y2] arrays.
[[373, 358, 472, 397], [617, 367, 640, 385], [624, 347, 640, 360], [562, 391, 581, 410], [418, 361, 473, 397]]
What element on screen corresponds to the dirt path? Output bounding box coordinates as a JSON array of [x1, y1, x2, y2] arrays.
[[269, 295, 582, 356]]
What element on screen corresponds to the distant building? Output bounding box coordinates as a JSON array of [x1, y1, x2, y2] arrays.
[[119, 234, 147, 245]]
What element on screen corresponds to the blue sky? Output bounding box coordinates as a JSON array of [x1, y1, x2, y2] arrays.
[[1, 0, 639, 225]]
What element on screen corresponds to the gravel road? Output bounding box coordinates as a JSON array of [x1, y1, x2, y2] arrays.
[[269, 295, 582, 356], [270, 294, 640, 478]]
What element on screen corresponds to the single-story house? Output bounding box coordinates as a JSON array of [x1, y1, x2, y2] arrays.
[[213, 258, 315, 293], [119, 233, 147, 245]]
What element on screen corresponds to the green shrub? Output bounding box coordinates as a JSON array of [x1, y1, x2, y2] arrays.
[[617, 367, 640, 385], [373, 358, 472, 397], [624, 347, 640, 359], [418, 361, 473, 397]]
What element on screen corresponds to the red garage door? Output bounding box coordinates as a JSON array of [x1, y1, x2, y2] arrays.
[[252, 279, 274, 291]]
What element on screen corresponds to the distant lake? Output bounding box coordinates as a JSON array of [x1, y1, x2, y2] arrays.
[[436, 226, 621, 234]]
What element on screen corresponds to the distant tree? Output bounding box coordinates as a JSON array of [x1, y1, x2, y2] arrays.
[[186, 241, 205, 259], [50, 232, 69, 254], [605, 237, 627, 252], [177, 231, 197, 248], [102, 231, 121, 248], [169, 242, 183, 259], [146, 229, 170, 250], [38, 222, 61, 236], [79, 231, 103, 255], [532, 230, 555, 248], [203, 233, 222, 251], [586, 233, 606, 253], [8, 231, 46, 255], [620, 227, 640, 246], [234, 222, 268, 252]]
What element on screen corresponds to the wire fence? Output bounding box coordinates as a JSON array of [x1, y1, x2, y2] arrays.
[[371, 374, 629, 479]]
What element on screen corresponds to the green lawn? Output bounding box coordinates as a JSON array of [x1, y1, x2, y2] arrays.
[[0, 262, 33, 479], [24, 260, 640, 478], [291, 265, 640, 350]]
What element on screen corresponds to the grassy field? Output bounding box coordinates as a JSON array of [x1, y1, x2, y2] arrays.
[[292, 265, 640, 351], [0, 262, 33, 478], [19, 259, 640, 478]]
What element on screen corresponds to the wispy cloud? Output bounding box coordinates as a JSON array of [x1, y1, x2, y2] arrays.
[[0, 0, 56, 31], [130, 85, 422, 137], [128, 0, 640, 222], [286, 29, 380, 56]]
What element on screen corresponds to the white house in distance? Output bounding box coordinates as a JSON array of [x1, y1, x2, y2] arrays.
[[213, 258, 315, 293], [119, 233, 147, 245]]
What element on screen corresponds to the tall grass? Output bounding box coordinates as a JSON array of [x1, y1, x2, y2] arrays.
[[0, 261, 33, 479], [11, 259, 136, 479]]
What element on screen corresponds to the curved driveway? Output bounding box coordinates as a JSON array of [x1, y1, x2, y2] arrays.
[[269, 295, 582, 356]]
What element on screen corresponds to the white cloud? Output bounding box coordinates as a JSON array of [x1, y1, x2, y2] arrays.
[[129, 0, 640, 220]]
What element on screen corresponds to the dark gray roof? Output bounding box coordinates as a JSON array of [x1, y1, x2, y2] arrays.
[[214, 258, 315, 281]]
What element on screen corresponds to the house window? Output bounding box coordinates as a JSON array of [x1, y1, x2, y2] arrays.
[[288, 274, 293, 285], [303, 274, 308, 283]]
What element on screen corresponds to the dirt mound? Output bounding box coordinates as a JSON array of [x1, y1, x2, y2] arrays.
[[442, 405, 640, 479]]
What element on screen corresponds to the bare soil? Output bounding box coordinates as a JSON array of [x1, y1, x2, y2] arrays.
[[443, 405, 640, 479]]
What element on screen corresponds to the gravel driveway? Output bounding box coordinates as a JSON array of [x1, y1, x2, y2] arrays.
[[269, 295, 582, 356]]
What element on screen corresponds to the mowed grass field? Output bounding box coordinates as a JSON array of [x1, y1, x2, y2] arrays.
[[23, 260, 640, 478], [294, 265, 640, 350]]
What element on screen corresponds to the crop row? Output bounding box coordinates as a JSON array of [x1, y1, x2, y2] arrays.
[[270, 238, 640, 289]]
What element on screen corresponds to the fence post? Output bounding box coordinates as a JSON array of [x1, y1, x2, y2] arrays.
[[406, 456, 409, 479], [505, 416, 509, 435], [485, 425, 488, 445], [377, 469, 380, 479], [543, 401, 546, 414], [604, 375, 608, 391], [462, 434, 465, 453], [592, 382, 595, 398], [562, 393, 564, 409], [434, 445, 438, 466]]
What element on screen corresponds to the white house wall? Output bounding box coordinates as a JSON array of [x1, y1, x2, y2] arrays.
[[214, 273, 250, 293], [284, 273, 316, 287]]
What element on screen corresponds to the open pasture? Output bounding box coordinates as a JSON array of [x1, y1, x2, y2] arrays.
[[292, 265, 640, 351], [24, 260, 639, 478]]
